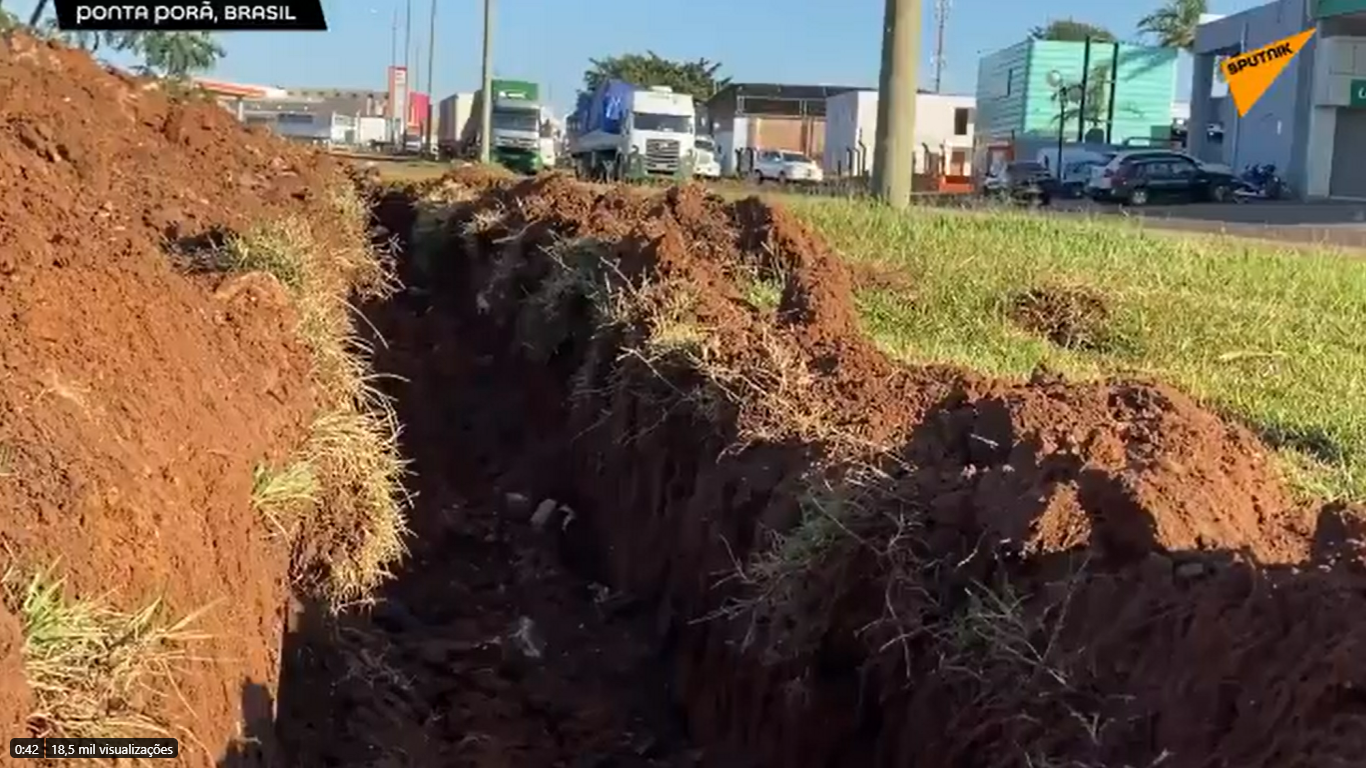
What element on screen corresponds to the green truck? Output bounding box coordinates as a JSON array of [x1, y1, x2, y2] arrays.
[[480, 79, 547, 174]]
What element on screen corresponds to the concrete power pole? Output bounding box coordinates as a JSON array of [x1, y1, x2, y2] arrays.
[[403, 0, 413, 142], [479, 0, 494, 163], [932, 0, 949, 93], [424, 0, 437, 152], [872, 0, 921, 208]]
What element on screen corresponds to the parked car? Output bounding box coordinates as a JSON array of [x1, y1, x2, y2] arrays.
[[752, 149, 824, 184], [1087, 151, 1238, 205], [1087, 149, 1240, 202], [981, 160, 1058, 205]]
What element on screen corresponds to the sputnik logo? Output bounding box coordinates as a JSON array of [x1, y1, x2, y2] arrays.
[[1221, 27, 1317, 117]]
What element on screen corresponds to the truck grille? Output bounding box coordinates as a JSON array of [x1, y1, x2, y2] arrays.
[[496, 136, 537, 150], [645, 138, 680, 170]]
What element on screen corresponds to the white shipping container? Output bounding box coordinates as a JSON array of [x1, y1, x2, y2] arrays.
[[437, 92, 477, 148], [356, 116, 389, 145]]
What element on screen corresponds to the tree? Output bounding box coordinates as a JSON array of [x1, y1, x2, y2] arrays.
[[134, 31, 225, 78], [1049, 63, 1143, 135], [21, 1, 224, 79], [0, 1, 18, 33], [1030, 18, 1116, 42], [582, 52, 729, 102], [1138, 0, 1206, 51]]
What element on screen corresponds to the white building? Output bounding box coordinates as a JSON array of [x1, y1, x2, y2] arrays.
[[1189, 0, 1366, 198], [824, 90, 976, 177]]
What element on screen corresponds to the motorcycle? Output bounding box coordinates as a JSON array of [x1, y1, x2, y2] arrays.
[[1233, 163, 1287, 201]]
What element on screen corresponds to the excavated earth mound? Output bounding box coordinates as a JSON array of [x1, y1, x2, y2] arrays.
[[0, 34, 372, 762], [386, 169, 1366, 768]]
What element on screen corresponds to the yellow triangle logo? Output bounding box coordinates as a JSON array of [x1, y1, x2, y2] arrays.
[[1222, 27, 1317, 117]]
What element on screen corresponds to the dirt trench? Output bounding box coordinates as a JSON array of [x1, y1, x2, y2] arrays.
[[269, 170, 1366, 768]]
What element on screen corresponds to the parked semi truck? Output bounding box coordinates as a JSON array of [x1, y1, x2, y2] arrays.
[[436, 92, 477, 160], [568, 79, 697, 181], [434, 80, 549, 173], [481, 79, 547, 173]]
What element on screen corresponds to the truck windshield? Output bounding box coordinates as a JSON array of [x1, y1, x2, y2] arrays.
[[492, 109, 539, 132], [632, 113, 692, 133]]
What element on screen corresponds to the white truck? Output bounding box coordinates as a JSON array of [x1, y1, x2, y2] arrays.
[[568, 80, 697, 181]]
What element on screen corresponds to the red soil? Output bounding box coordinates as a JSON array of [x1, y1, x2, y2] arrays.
[[0, 34, 354, 762], [404, 170, 1366, 768]]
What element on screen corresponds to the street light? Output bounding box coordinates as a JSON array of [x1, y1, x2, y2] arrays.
[[1046, 70, 1080, 177]]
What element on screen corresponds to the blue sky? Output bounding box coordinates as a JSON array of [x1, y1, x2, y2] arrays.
[[9, 0, 1268, 114]]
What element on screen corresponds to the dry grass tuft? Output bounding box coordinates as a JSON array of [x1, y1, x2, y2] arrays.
[[2, 564, 210, 744], [301, 409, 409, 606], [218, 183, 409, 610]]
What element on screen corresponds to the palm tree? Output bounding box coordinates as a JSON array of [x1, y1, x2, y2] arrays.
[[1138, 0, 1207, 51]]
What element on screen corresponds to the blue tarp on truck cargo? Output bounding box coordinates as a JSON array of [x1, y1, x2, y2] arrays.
[[582, 79, 635, 136]]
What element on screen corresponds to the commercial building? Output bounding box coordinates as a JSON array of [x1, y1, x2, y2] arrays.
[[1189, 0, 1366, 198], [238, 98, 364, 146], [824, 90, 976, 178], [973, 37, 1179, 175], [705, 83, 861, 176]]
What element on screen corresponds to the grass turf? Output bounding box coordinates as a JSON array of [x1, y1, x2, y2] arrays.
[[786, 197, 1366, 503]]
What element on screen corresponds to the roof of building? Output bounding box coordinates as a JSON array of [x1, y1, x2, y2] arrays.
[[706, 82, 868, 106], [193, 78, 283, 99]]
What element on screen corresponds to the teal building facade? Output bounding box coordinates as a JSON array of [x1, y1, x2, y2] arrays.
[[974, 38, 1179, 150]]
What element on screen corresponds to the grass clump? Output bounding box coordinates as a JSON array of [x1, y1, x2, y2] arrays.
[[2, 564, 209, 742], [786, 197, 1366, 502], [218, 184, 409, 609]]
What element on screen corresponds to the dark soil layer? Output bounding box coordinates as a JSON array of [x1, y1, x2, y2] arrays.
[[273, 274, 705, 766], [348, 169, 1366, 768], [0, 33, 355, 761]]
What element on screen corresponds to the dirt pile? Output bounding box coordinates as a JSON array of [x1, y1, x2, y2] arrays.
[[386, 170, 1366, 767], [0, 33, 395, 762]]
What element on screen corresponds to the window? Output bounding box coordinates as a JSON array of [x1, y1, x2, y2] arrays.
[[632, 113, 693, 133], [953, 107, 970, 136], [1005, 69, 1014, 96], [492, 108, 538, 132], [781, 151, 812, 163], [1169, 158, 1198, 177]]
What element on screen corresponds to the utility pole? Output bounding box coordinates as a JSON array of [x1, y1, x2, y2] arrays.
[[403, 0, 413, 142], [932, 0, 949, 94], [872, 0, 921, 208], [424, 0, 436, 153], [479, 0, 494, 163], [390, 6, 397, 70]]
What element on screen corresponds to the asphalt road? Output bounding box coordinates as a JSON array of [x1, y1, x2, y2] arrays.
[[1045, 197, 1366, 250]]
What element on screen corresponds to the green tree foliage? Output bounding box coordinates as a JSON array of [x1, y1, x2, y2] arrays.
[[19, 0, 224, 79], [134, 31, 224, 78], [1030, 18, 1116, 42], [1138, 0, 1207, 51], [582, 52, 729, 101], [0, 2, 18, 33]]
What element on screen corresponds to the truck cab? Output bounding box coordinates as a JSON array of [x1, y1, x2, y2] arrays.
[[569, 82, 698, 182], [625, 87, 696, 176], [490, 96, 545, 173]]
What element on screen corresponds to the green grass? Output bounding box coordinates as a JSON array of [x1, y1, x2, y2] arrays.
[[785, 198, 1366, 502], [2, 564, 210, 741]]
